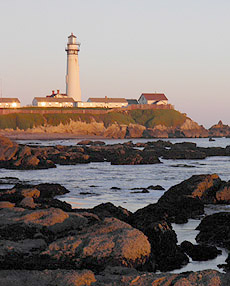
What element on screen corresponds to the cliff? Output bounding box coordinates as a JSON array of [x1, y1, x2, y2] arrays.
[[209, 120, 230, 137], [0, 109, 209, 139]]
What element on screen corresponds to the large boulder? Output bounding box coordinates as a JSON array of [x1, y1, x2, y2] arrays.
[[158, 174, 222, 206], [95, 268, 224, 286], [40, 217, 151, 271], [83, 202, 132, 222], [0, 269, 96, 286], [181, 240, 222, 261], [0, 207, 88, 241], [196, 212, 230, 250], [129, 204, 188, 271]]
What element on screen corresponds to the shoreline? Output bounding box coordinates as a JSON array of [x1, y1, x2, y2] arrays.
[[0, 131, 107, 141]]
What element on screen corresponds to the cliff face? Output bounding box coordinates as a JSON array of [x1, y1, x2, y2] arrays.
[[209, 120, 230, 137], [0, 110, 210, 139], [22, 118, 207, 139]]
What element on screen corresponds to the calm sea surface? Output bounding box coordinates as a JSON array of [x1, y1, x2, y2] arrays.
[[2, 137, 230, 272]]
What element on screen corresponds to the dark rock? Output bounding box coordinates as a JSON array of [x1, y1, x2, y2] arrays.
[[131, 189, 149, 194], [128, 204, 188, 271], [196, 212, 230, 250], [147, 185, 165, 190], [89, 202, 132, 222], [158, 174, 222, 205], [35, 183, 70, 198], [110, 187, 121, 190], [181, 240, 222, 261]]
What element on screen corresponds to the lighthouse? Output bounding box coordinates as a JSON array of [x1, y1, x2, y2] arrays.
[[65, 33, 81, 102]]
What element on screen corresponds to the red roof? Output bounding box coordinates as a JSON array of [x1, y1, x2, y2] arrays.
[[141, 93, 168, 101]]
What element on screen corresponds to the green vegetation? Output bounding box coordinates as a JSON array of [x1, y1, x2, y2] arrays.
[[0, 109, 187, 130], [129, 109, 186, 128], [0, 114, 45, 130]]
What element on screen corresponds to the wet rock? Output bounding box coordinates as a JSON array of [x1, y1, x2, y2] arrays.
[[35, 183, 70, 198], [110, 187, 121, 190], [0, 207, 88, 241], [147, 185, 165, 190], [41, 217, 151, 271], [130, 189, 149, 194], [110, 148, 160, 165], [88, 202, 132, 222], [181, 240, 222, 261], [196, 212, 230, 250], [129, 204, 188, 271], [158, 174, 222, 206], [0, 239, 47, 269], [0, 269, 96, 286]]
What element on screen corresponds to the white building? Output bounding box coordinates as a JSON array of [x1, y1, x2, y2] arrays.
[[65, 33, 81, 102], [0, 98, 20, 108], [82, 97, 128, 108], [138, 93, 168, 105], [32, 97, 75, 107]]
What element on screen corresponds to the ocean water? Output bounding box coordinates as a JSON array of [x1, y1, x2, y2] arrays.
[[1, 137, 230, 272]]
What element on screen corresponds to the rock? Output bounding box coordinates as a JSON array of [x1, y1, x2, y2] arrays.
[[215, 181, 230, 203], [147, 185, 165, 190], [0, 135, 19, 161], [181, 240, 222, 261], [110, 148, 160, 165], [0, 207, 88, 241], [209, 120, 230, 137], [41, 217, 151, 271], [85, 202, 132, 222], [131, 189, 149, 194], [125, 124, 146, 138], [196, 212, 230, 250], [129, 204, 188, 271], [110, 187, 121, 190], [0, 269, 96, 286], [158, 173, 222, 206], [35, 183, 70, 198], [0, 201, 15, 208], [0, 239, 47, 269], [19, 197, 37, 209], [0, 177, 21, 185], [95, 269, 224, 286], [77, 140, 93, 145]]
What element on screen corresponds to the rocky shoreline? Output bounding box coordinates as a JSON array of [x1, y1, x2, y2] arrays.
[[1, 174, 230, 285], [1, 134, 230, 285], [1, 134, 230, 170], [1, 119, 230, 140]]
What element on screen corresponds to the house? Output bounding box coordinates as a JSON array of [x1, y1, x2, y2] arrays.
[[32, 97, 75, 107], [86, 96, 128, 108], [138, 93, 168, 105], [0, 98, 20, 108], [126, 99, 138, 105], [47, 90, 68, 99]]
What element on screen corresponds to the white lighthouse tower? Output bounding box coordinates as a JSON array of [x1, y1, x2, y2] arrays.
[[65, 33, 81, 102]]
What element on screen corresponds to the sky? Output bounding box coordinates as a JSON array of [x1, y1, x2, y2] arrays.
[[0, 0, 229, 128]]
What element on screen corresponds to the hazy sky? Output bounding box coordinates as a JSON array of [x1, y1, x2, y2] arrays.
[[0, 0, 229, 127]]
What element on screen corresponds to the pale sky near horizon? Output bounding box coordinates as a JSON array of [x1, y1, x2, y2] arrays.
[[0, 0, 229, 128]]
